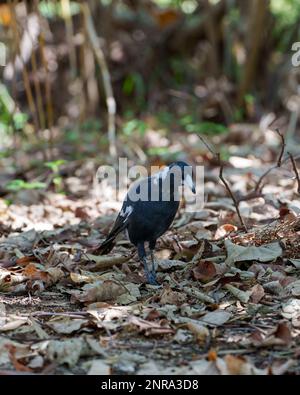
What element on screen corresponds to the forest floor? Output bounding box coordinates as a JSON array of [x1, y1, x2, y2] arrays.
[[0, 126, 300, 375]]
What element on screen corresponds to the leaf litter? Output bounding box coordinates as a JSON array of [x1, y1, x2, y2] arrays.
[[1, 133, 300, 375]]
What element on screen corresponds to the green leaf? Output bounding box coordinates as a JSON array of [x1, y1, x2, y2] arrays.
[[186, 122, 228, 135], [6, 179, 46, 192], [45, 160, 67, 172]]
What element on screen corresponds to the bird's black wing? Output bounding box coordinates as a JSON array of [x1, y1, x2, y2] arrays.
[[98, 198, 133, 255]]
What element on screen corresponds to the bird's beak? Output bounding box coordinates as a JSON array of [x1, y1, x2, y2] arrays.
[[184, 174, 196, 194]]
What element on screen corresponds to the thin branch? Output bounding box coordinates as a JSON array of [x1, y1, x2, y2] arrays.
[[197, 134, 216, 156], [276, 128, 285, 167], [198, 135, 248, 232], [82, 3, 117, 158], [288, 152, 300, 194], [254, 129, 286, 193], [217, 153, 248, 232]]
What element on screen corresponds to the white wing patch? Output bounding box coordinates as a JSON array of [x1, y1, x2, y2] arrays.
[[153, 166, 169, 185], [120, 205, 133, 220]]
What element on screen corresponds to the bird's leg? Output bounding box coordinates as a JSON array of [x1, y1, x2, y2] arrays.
[[149, 240, 157, 283], [137, 243, 157, 285]]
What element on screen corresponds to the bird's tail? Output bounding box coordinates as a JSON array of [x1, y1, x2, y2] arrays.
[[98, 221, 127, 255], [98, 236, 116, 255]]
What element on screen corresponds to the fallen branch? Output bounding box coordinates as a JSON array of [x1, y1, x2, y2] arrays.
[[288, 152, 300, 194], [182, 286, 215, 304]]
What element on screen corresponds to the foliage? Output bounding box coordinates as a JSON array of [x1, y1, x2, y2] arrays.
[[6, 179, 46, 192], [180, 116, 228, 135]]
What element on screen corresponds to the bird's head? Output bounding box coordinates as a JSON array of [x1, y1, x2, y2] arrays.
[[168, 161, 196, 194]]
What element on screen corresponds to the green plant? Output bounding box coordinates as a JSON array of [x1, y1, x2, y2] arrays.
[[180, 116, 228, 135], [6, 179, 46, 192], [123, 119, 147, 137], [0, 83, 28, 137], [45, 160, 67, 193], [123, 73, 146, 109]]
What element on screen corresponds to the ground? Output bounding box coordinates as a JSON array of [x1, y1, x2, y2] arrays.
[[0, 128, 300, 375]]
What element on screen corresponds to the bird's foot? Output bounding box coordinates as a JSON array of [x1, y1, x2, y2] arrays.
[[146, 270, 158, 285]]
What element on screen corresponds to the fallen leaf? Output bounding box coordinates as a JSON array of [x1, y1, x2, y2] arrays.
[[225, 284, 251, 303], [200, 310, 232, 326], [23, 263, 48, 281], [263, 280, 284, 295], [225, 240, 282, 266], [116, 283, 141, 304], [85, 254, 129, 271], [219, 355, 267, 375], [159, 286, 187, 306], [186, 322, 209, 343], [157, 259, 186, 271], [75, 280, 127, 303], [88, 359, 110, 375], [0, 317, 28, 332], [272, 322, 292, 345], [6, 345, 33, 372], [127, 316, 174, 336], [192, 261, 217, 282], [46, 338, 84, 367], [215, 224, 238, 239], [48, 318, 86, 334], [2, 230, 39, 250], [250, 283, 265, 303]]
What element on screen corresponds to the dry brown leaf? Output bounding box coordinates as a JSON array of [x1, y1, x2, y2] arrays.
[[220, 355, 267, 375], [22, 263, 48, 281], [192, 261, 217, 282], [75, 280, 127, 303], [127, 316, 174, 336], [85, 254, 129, 271], [159, 286, 187, 306], [0, 317, 28, 332], [215, 224, 238, 240], [187, 322, 209, 343], [6, 345, 33, 373], [250, 283, 265, 303]]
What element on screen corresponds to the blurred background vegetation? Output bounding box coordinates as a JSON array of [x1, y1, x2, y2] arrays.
[[0, 0, 300, 183]]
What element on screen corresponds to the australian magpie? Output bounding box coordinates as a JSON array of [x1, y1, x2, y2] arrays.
[[98, 161, 196, 284]]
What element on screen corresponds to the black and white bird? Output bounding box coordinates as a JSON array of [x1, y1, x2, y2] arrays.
[[99, 161, 196, 284]]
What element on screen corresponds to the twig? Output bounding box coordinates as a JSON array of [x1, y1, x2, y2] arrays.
[[198, 135, 248, 232], [218, 153, 248, 232], [276, 129, 285, 166], [236, 190, 264, 203], [82, 3, 117, 158], [197, 134, 216, 156], [254, 128, 286, 193], [288, 152, 300, 194]]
